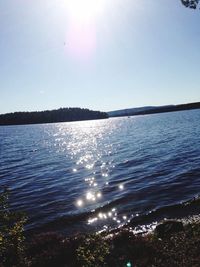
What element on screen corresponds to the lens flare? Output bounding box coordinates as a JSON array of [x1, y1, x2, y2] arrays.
[[65, 0, 107, 62]]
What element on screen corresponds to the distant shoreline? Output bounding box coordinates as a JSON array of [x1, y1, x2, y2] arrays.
[[0, 107, 108, 126], [108, 101, 200, 118], [1, 102, 200, 126]]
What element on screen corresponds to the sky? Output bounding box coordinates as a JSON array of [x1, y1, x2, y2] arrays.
[[0, 0, 200, 114]]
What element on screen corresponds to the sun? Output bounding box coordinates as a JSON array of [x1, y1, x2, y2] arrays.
[[66, 0, 106, 21], [64, 0, 107, 61]]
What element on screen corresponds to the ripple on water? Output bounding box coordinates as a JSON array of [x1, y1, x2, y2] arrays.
[[1, 110, 200, 235]]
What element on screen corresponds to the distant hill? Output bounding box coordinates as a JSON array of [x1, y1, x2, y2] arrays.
[[108, 102, 200, 118], [0, 108, 108, 126]]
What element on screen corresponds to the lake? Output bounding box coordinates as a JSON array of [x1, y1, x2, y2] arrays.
[[1, 109, 200, 236]]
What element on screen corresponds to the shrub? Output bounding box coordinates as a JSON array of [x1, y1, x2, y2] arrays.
[[0, 189, 27, 267], [76, 234, 109, 267]]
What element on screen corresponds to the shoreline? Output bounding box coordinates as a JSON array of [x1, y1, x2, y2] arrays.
[[24, 213, 200, 267], [2, 191, 200, 266], [24, 193, 200, 239]]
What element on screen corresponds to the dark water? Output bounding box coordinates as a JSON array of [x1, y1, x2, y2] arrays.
[[1, 109, 200, 236]]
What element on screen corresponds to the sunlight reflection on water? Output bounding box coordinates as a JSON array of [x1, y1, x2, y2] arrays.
[[2, 110, 200, 235], [53, 118, 129, 229]]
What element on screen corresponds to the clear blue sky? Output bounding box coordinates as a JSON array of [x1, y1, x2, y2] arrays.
[[0, 0, 200, 114]]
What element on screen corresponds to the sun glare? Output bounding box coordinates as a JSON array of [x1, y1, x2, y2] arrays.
[[64, 0, 107, 61], [66, 0, 106, 21]]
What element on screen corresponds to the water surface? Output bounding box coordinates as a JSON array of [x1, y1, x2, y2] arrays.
[[1, 109, 200, 235]]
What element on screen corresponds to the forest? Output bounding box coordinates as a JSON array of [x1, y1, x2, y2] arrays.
[[0, 108, 108, 125]]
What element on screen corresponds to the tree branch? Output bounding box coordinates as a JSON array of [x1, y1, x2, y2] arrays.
[[181, 0, 199, 9]]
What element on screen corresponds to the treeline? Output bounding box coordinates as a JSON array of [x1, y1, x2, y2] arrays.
[[135, 102, 200, 116], [0, 108, 108, 126], [110, 102, 200, 118]]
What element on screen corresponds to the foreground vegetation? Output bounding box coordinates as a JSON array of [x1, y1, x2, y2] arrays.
[[1, 191, 200, 267]]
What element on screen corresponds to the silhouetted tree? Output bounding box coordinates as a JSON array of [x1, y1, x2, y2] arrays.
[[181, 0, 199, 8], [0, 108, 108, 126]]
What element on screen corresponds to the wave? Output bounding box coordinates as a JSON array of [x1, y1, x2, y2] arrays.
[[26, 194, 200, 237]]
